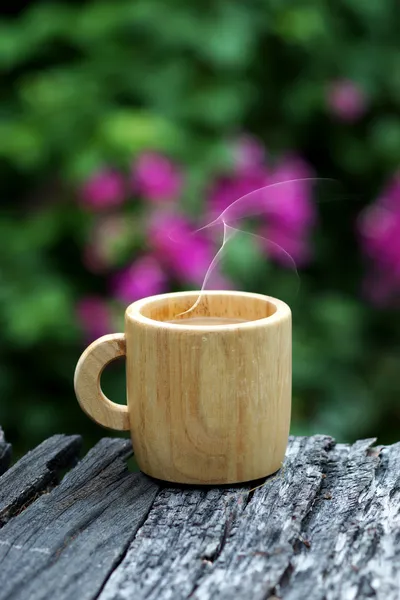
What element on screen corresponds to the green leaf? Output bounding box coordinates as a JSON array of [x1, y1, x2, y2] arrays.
[[183, 81, 252, 127], [19, 69, 101, 114], [0, 120, 45, 168], [4, 283, 76, 346], [275, 7, 327, 45], [0, 24, 28, 69], [100, 110, 182, 156], [198, 4, 257, 68], [65, 146, 107, 181], [313, 294, 364, 361]]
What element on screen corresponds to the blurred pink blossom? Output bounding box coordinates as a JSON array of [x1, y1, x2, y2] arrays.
[[80, 169, 125, 210], [132, 152, 183, 201], [266, 156, 316, 231], [112, 255, 167, 304], [358, 172, 400, 304], [208, 150, 316, 267], [76, 297, 111, 341], [358, 205, 398, 265], [327, 79, 367, 122], [148, 213, 214, 285], [208, 172, 269, 219], [208, 135, 270, 220]]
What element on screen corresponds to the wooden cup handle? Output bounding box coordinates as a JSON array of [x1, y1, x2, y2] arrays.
[[74, 333, 130, 431]]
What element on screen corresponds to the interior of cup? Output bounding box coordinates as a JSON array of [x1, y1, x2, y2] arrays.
[[137, 292, 277, 323]]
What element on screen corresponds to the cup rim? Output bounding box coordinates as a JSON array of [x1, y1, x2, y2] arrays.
[[125, 290, 291, 331]]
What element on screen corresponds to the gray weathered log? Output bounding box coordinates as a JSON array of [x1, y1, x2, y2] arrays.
[[283, 440, 400, 600], [0, 432, 399, 600], [99, 436, 400, 600], [99, 435, 333, 600], [0, 437, 159, 600], [0, 426, 11, 476], [0, 434, 81, 526]]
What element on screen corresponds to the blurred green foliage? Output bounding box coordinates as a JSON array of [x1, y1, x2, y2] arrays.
[[1, 0, 399, 457]]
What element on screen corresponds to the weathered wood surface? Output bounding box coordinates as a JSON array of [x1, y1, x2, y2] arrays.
[[0, 437, 159, 600], [0, 434, 81, 526], [0, 430, 399, 600], [99, 437, 400, 600]]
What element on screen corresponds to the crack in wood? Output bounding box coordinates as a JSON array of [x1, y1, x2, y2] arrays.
[[275, 561, 294, 592], [200, 503, 238, 564], [0, 434, 82, 527]]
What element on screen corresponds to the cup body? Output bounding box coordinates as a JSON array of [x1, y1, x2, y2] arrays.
[[125, 290, 291, 484]]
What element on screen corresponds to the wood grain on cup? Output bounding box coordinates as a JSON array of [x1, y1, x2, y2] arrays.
[[74, 291, 292, 485]]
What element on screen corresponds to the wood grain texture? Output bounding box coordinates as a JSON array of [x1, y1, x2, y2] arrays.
[[0, 434, 81, 527], [126, 290, 292, 484], [75, 291, 291, 484], [99, 435, 332, 600], [98, 436, 400, 600], [74, 333, 130, 431], [0, 438, 159, 600], [283, 439, 400, 600], [0, 426, 11, 475], [0, 433, 399, 600]]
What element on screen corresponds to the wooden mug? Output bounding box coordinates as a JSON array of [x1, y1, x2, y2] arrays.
[[74, 290, 292, 484]]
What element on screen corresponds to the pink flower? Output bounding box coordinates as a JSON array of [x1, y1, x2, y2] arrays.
[[358, 175, 400, 272], [250, 156, 316, 266], [112, 255, 167, 304], [358, 173, 400, 304], [148, 213, 215, 285], [80, 169, 125, 210], [265, 156, 316, 231], [76, 297, 111, 341], [208, 134, 269, 221], [327, 79, 367, 122], [132, 152, 183, 201], [358, 205, 398, 265], [208, 172, 270, 220], [209, 153, 315, 228], [208, 134, 317, 270]]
